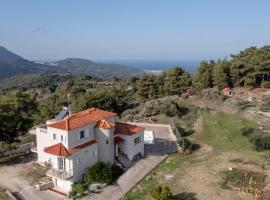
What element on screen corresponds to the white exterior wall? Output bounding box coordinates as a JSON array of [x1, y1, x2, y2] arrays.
[[118, 131, 144, 160], [67, 124, 96, 148], [71, 143, 98, 181], [36, 127, 68, 164], [53, 178, 73, 193], [94, 128, 114, 164]]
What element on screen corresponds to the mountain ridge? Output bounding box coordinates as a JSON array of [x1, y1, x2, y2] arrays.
[[0, 46, 143, 80]]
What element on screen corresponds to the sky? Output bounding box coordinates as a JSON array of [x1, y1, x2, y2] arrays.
[[1, 0, 270, 61]]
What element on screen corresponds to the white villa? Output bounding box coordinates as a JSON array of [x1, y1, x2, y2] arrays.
[[35, 107, 144, 193]]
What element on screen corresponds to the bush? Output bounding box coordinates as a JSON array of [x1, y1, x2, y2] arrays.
[[202, 88, 224, 102], [175, 125, 192, 137], [221, 168, 265, 196], [235, 99, 256, 111], [150, 184, 173, 200], [178, 138, 193, 152], [260, 95, 270, 112], [84, 162, 112, 185], [241, 128, 270, 151], [84, 162, 124, 185], [70, 182, 87, 199], [111, 164, 124, 181]]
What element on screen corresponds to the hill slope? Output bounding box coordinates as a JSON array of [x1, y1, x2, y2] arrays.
[[52, 58, 143, 79], [0, 46, 143, 80]]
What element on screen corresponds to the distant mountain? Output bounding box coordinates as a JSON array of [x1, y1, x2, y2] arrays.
[[0, 46, 23, 61], [51, 58, 143, 79], [0, 46, 61, 79], [0, 46, 143, 80]]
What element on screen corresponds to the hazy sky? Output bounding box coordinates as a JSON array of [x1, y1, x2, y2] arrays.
[[1, 0, 270, 61]]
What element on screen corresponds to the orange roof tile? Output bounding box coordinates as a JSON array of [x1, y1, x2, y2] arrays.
[[115, 122, 144, 136], [48, 108, 116, 130], [95, 119, 115, 129], [69, 139, 97, 154], [44, 139, 97, 157], [44, 143, 71, 157], [114, 136, 124, 144]]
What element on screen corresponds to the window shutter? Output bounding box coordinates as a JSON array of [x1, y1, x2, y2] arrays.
[[77, 132, 80, 140]]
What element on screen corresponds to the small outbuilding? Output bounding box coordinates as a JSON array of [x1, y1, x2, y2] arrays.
[[222, 87, 233, 97]]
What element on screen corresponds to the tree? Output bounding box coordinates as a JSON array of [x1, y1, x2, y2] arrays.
[[0, 91, 37, 142], [212, 60, 231, 89], [150, 184, 173, 200], [162, 67, 190, 96], [230, 46, 270, 87], [136, 75, 159, 102], [193, 61, 214, 91]]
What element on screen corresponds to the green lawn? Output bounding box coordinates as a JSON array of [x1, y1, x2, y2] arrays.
[[195, 110, 263, 157]]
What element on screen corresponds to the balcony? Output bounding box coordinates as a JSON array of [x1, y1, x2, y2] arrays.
[[46, 168, 73, 180]]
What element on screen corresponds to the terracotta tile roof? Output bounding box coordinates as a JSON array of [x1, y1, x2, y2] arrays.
[[44, 143, 71, 157], [48, 108, 117, 130], [114, 136, 124, 144], [95, 119, 115, 129], [44, 139, 97, 157], [115, 122, 144, 136], [69, 139, 97, 154]]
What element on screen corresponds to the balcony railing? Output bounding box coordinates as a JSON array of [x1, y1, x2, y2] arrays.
[[46, 168, 73, 180]]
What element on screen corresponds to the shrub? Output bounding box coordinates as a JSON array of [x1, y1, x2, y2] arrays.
[[111, 164, 124, 181], [178, 138, 193, 152], [70, 182, 87, 199], [241, 128, 270, 151], [175, 125, 191, 137], [260, 95, 270, 112], [84, 162, 123, 185], [235, 99, 256, 111], [84, 161, 112, 185], [150, 184, 173, 200], [221, 168, 265, 196], [202, 88, 224, 102]]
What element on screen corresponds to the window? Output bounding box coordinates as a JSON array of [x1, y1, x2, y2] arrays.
[[77, 157, 81, 165], [106, 140, 109, 144], [58, 157, 66, 171], [80, 131, 85, 139], [53, 133, 56, 140], [134, 137, 141, 145], [93, 150, 97, 157], [61, 135, 63, 142]]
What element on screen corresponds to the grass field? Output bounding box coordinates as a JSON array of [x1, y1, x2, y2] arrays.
[[124, 109, 265, 200]]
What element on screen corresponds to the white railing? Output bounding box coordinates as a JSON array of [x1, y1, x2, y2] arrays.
[[46, 168, 73, 180]]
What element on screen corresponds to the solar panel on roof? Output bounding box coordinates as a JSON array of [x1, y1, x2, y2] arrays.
[[55, 110, 68, 120]]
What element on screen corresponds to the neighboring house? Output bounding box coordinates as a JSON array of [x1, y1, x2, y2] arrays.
[[35, 108, 144, 193], [222, 87, 233, 97]]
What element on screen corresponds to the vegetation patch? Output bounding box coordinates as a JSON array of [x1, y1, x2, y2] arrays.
[[0, 186, 11, 200], [70, 161, 123, 199], [221, 168, 265, 197], [196, 110, 261, 156]]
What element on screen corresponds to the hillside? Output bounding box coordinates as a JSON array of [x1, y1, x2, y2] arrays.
[[0, 46, 61, 79], [52, 58, 143, 79], [0, 46, 143, 80]]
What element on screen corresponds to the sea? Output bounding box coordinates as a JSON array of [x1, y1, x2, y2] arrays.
[[97, 60, 200, 73]]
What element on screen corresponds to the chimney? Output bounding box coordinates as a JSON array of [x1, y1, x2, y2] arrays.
[[65, 118, 69, 130]]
